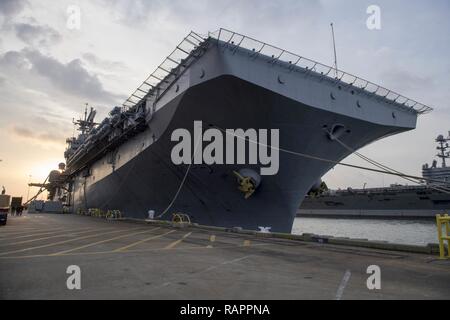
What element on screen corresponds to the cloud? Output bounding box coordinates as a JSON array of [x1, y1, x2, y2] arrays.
[[100, 0, 160, 26], [381, 68, 435, 95], [0, 0, 28, 18], [82, 52, 127, 71], [10, 124, 64, 145], [14, 22, 62, 47], [24, 49, 123, 104], [11, 126, 34, 139], [100, 0, 323, 32], [0, 48, 124, 105], [0, 50, 31, 68]]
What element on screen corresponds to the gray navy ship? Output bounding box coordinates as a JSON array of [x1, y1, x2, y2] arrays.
[[41, 29, 433, 233], [299, 132, 450, 218]]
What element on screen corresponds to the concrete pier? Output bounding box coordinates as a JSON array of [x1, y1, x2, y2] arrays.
[[0, 213, 449, 299]]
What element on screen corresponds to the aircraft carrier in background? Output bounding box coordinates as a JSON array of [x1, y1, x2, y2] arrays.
[[299, 132, 450, 218], [28, 28, 433, 233]]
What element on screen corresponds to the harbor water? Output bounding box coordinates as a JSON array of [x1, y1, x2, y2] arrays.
[[292, 217, 438, 246]]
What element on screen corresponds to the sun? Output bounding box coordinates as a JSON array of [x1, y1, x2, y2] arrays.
[[30, 161, 61, 183]]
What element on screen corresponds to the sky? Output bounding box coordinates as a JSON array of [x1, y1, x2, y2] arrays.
[[0, 0, 449, 199]]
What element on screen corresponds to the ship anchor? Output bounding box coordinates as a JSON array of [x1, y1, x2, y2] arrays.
[[233, 170, 260, 199]]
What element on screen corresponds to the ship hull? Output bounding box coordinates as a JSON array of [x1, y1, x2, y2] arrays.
[[299, 188, 450, 218], [69, 75, 412, 233]]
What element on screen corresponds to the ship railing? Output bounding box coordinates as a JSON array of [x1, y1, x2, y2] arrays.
[[122, 31, 208, 110], [208, 28, 433, 115]]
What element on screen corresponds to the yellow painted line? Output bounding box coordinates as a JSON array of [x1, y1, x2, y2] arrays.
[[0, 228, 143, 257], [0, 227, 93, 241], [1, 228, 64, 240], [0, 242, 273, 260], [243, 240, 251, 247], [164, 232, 192, 250], [3, 224, 66, 229], [49, 228, 157, 256], [0, 228, 105, 247], [0, 227, 44, 232], [0, 228, 66, 238], [114, 229, 176, 252]]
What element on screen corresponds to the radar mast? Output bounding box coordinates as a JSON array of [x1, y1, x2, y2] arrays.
[[73, 103, 97, 135], [436, 133, 450, 168]]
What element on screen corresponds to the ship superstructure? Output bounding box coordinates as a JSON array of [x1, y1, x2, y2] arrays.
[[422, 132, 450, 186], [59, 28, 431, 232]]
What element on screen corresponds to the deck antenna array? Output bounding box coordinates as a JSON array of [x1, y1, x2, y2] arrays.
[[72, 103, 97, 135]]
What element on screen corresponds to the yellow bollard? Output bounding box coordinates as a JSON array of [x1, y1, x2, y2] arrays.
[[172, 213, 191, 224], [446, 215, 450, 259], [436, 214, 450, 260]]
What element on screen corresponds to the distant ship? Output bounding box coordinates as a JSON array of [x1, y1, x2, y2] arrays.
[[299, 132, 450, 218], [32, 28, 432, 232]]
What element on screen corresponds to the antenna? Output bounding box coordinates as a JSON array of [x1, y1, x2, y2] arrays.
[[330, 23, 338, 78], [84, 103, 88, 122], [72, 103, 97, 135]]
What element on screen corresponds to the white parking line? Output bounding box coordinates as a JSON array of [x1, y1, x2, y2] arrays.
[[0, 228, 143, 257], [114, 229, 176, 252], [0, 228, 105, 247], [49, 228, 159, 256], [335, 270, 352, 300]]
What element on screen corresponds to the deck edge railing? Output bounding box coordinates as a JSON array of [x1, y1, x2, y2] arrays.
[[209, 28, 433, 115], [122, 28, 433, 115]]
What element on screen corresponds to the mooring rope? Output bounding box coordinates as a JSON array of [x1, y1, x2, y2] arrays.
[[211, 125, 450, 195], [156, 125, 203, 219], [332, 134, 450, 194]]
